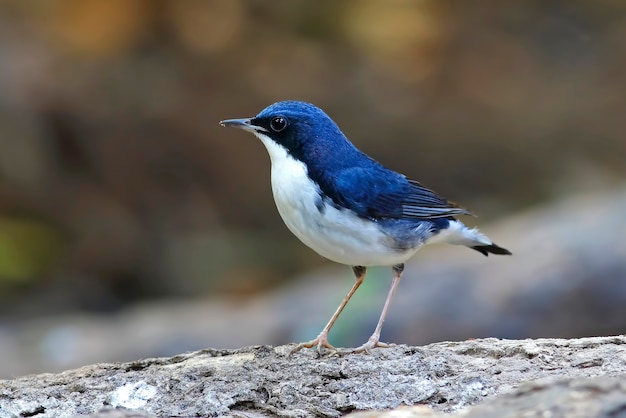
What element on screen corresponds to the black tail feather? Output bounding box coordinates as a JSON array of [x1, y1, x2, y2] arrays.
[[471, 243, 512, 256]]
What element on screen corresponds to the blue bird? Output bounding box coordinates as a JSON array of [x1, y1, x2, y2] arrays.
[[220, 101, 511, 354]]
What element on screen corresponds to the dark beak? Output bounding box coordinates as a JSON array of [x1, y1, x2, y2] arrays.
[[219, 118, 267, 133]]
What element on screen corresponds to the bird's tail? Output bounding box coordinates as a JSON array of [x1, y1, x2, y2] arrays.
[[427, 219, 511, 256], [470, 242, 512, 256]]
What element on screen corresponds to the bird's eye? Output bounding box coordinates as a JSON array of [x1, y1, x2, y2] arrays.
[[269, 116, 288, 132]]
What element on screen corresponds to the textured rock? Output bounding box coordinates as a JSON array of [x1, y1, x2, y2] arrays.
[[1, 336, 625, 417], [350, 375, 626, 418]]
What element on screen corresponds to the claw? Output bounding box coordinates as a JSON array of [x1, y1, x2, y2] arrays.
[[338, 335, 393, 355], [290, 332, 337, 356]]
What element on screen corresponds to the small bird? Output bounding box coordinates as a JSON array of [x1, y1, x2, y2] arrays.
[[220, 101, 510, 354]]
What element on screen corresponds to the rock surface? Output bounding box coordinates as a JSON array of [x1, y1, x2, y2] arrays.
[[349, 375, 626, 418], [1, 336, 625, 417]]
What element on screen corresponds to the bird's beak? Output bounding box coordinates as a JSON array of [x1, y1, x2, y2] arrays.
[[219, 118, 267, 133]]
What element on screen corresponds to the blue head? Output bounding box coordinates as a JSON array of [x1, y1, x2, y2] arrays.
[[220, 101, 363, 169]]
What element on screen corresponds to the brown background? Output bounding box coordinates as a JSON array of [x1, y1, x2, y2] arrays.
[[0, 0, 624, 376]]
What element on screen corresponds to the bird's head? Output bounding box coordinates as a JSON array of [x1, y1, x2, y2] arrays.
[[220, 101, 357, 164]]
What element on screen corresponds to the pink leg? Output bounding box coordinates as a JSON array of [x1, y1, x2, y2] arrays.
[[291, 266, 367, 355], [345, 264, 404, 354]]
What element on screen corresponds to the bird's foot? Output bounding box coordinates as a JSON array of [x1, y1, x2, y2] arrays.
[[290, 332, 337, 356], [338, 335, 394, 355]]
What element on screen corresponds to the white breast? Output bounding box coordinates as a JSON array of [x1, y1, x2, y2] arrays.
[[255, 134, 420, 266]]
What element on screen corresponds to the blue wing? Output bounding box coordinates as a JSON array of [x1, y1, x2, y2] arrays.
[[320, 164, 471, 220]]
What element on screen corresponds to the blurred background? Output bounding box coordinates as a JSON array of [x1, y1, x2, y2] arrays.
[[0, 0, 625, 378]]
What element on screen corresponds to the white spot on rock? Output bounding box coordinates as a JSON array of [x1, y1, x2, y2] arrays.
[[109, 381, 157, 409]]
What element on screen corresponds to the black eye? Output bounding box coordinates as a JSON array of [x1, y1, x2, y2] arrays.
[[269, 116, 288, 132]]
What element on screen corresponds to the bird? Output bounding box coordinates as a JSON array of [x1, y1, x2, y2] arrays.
[[219, 100, 511, 354]]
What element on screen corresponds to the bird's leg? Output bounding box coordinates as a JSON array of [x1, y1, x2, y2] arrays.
[[291, 266, 367, 355], [345, 263, 404, 354]]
